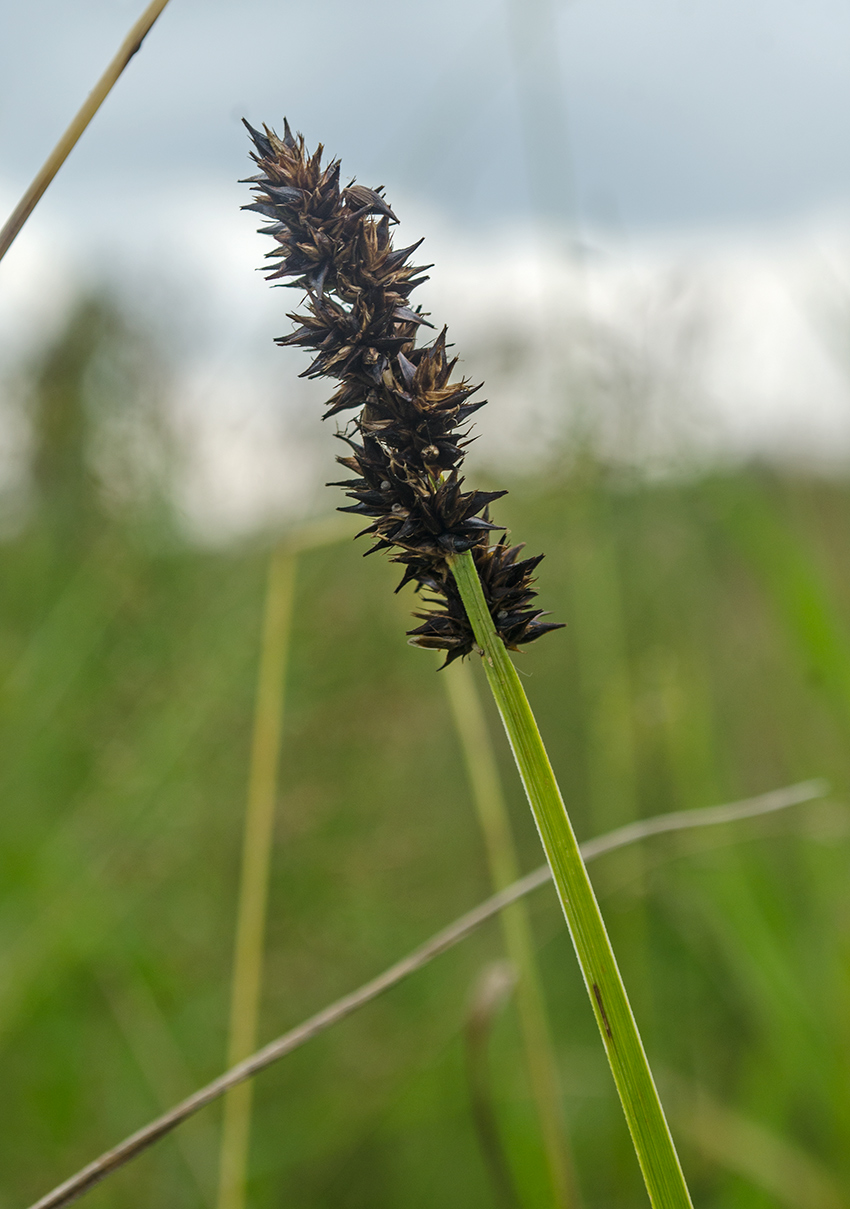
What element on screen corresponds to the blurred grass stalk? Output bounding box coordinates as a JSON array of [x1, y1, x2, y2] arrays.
[[0, 0, 172, 264], [26, 778, 824, 1209], [449, 549, 693, 1209], [665, 1074, 845, 1209], [217, 546, 296, 1209], [464, 961, 523, 1209], [445, 659, 580, 1208], [102, 966, 217, 1204]]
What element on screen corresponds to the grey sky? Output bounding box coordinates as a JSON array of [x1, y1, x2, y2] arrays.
[[2, 0, 850, 240], [3, 0, 850, 534]]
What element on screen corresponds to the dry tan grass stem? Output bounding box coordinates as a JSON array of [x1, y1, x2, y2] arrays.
[[0, 0, 172, 265], [217, 547, 296, 1209], [445, 660, 579, 1206]]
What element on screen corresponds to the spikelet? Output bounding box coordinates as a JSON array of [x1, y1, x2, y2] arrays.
[[243, 118, 563, 664]]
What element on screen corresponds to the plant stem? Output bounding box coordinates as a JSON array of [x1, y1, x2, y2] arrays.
[[449, 548, 693, 1209], [445, 659, 580, 1208], [0, 0, 172, 264], [464, 962, 524, 1209], [217, 547, 296, 1209]]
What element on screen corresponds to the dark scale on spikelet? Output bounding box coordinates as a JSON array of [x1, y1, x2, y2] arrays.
[[243, 118, 564, 664]]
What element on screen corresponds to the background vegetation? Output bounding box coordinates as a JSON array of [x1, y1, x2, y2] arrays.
[[1, 294, 849, 1209]]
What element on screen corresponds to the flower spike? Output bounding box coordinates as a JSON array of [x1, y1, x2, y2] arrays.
[[243, 119, 563, 662]]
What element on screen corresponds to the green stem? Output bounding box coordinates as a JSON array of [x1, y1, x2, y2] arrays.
[[445, 660, 580, 1208], [449, 549, 693, 1209]]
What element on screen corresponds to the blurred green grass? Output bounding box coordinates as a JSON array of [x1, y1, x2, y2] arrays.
[[1, 299, 849, 1209]]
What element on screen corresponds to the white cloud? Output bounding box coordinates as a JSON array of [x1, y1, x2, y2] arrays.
[[6, 186, 850, 538]]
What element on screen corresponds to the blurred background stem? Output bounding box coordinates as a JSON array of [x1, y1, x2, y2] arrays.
[[0, 0, 172, 263], [217, 546, 296, 1209], [445, 657, 580, 1208], [464, 961, 523, 1209]]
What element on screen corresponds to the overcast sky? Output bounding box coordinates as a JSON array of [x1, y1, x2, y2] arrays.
[[3, 0, 850, 243], [3, 0, 850, 535]]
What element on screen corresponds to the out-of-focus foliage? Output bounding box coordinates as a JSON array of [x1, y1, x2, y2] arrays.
[[0, 299, 848, 1209]]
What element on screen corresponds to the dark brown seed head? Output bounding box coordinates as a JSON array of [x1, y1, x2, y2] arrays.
[[243, 119, 563, 663]]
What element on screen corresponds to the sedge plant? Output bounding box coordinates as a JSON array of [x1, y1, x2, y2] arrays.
[[445, 658, 579, 1208], [241, 118, 693, 1207]]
